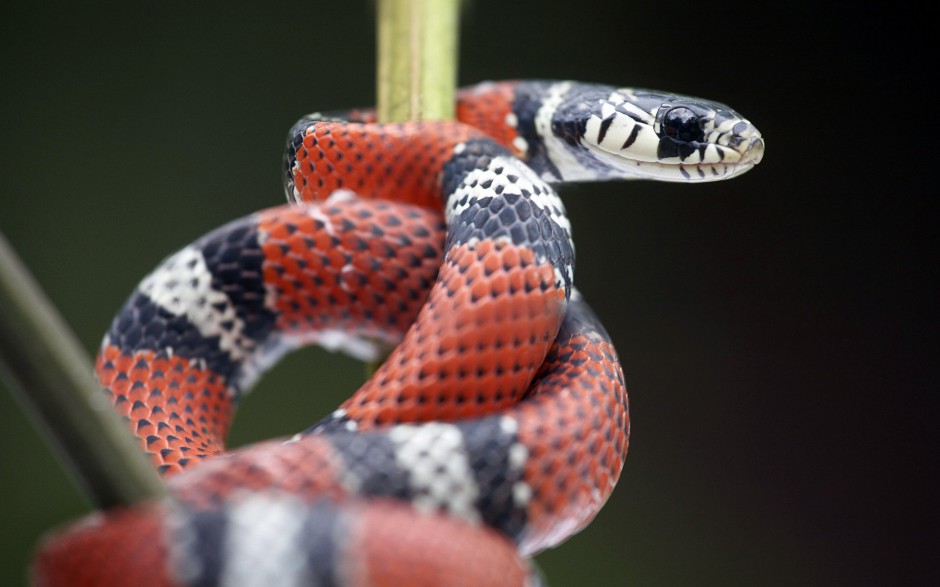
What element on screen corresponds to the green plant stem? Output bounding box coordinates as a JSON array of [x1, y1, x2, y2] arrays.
[[0, 232, 166, 508], [371, 0, 460, 374], [377, 0, 460, 122]]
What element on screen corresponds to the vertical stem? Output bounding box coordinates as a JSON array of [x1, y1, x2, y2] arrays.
[[377, 0, 460, 122], [371, 0, 460, 375], [0, 232, 165, 508]]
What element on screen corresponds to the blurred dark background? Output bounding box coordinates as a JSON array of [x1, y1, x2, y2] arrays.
[[1, 2, 932, 585]]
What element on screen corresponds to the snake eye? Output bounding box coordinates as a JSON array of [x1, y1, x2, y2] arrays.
[[662, 107, 702, 142]]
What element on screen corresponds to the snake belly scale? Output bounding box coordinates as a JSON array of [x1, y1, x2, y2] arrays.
[[33, 81, 763, 587]]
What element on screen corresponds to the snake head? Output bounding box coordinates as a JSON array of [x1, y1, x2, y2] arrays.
[[548, 83, 764, 182]]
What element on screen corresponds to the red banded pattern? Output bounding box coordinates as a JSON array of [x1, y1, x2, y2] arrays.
[[34, 81, 762, 587]]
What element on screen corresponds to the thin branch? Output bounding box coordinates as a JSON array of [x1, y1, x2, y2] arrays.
[[0, 232, 166, 508]]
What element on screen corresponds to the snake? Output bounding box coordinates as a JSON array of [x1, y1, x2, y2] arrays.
[[33, 81, 763, 587]]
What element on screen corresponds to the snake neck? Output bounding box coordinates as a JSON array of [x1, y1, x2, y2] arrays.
[[457, 81, 618, 183]]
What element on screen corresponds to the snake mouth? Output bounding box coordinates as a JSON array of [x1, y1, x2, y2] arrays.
[[673, 135, 764, 181], [623, 151, 762, 182]]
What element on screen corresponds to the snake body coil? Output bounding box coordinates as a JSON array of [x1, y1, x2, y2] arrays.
[[34, 81, 762, 587]]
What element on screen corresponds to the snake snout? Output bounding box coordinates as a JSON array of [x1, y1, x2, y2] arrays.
[[742, 136, 765, 165]]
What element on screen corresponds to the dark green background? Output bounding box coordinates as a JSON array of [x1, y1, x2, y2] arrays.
[[1, 2, 931, 585]]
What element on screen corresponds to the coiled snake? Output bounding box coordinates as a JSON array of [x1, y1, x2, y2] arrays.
[[34, 81, 763, 587]]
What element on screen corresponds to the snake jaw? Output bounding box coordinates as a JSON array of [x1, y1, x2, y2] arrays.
[[644, 110, 764, 182]]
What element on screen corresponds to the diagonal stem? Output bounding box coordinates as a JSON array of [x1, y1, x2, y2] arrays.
[[0, 232, 165, 508]]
